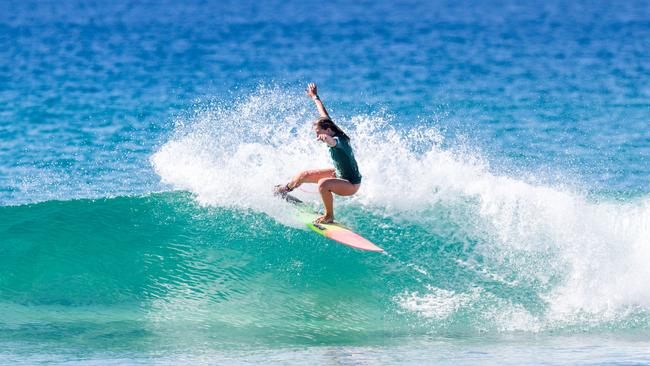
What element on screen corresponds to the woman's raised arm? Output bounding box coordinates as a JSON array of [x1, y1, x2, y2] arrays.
[[306, 83, 330, 118]]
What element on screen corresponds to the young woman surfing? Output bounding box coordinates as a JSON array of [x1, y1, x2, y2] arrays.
[[274, 83, 362, 224]]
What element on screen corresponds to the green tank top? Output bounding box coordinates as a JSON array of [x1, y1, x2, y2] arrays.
[[329, 136, 362, 184]]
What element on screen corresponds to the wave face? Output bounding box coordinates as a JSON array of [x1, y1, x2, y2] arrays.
[[1, 190, 649, 348]]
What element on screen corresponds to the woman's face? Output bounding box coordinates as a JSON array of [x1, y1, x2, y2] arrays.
[[314, 125, 334, 137]]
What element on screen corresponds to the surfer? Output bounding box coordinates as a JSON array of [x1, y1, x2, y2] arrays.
[[274, 83, 362, 224]]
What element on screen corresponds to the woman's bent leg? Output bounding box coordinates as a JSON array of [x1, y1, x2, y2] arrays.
[[315, 178, 360, 223], [287, 168, 336, 190]]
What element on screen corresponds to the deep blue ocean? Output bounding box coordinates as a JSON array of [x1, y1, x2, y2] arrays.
[[1, 0, 650, 364]]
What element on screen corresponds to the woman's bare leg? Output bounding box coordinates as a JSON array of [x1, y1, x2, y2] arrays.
[[315, 178, 360, 224], [287, 168, 336, 190]]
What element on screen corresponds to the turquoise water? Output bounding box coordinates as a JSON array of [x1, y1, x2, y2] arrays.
[[1, 0, 650, 364]]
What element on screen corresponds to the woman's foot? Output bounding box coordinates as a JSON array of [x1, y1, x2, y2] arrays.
[[273, 183, 293, 197], [314, 214, 334, 224]]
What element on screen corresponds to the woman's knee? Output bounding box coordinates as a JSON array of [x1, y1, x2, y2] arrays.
[[294, 170, 311, 183], [317, 178, 332, 193]]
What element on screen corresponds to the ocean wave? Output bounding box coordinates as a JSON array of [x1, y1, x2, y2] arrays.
[[1, 88, 648, 340], [151, 87, 650, 330]]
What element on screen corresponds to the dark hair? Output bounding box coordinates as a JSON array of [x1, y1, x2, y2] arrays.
[[314, 117, 350, 141]]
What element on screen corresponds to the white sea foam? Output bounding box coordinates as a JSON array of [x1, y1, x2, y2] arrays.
[[396, 285, 480, 321], [152, 87, 650, 330]]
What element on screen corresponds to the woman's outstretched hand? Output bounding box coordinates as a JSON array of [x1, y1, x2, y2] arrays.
[[306, 83, 318, 98], [307, 82, 329, 118]]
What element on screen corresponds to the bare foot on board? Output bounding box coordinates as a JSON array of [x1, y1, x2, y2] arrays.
[[314, 215, 334, 224]]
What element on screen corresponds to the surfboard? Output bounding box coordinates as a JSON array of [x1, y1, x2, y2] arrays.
[[281, 193, 384, 252]]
